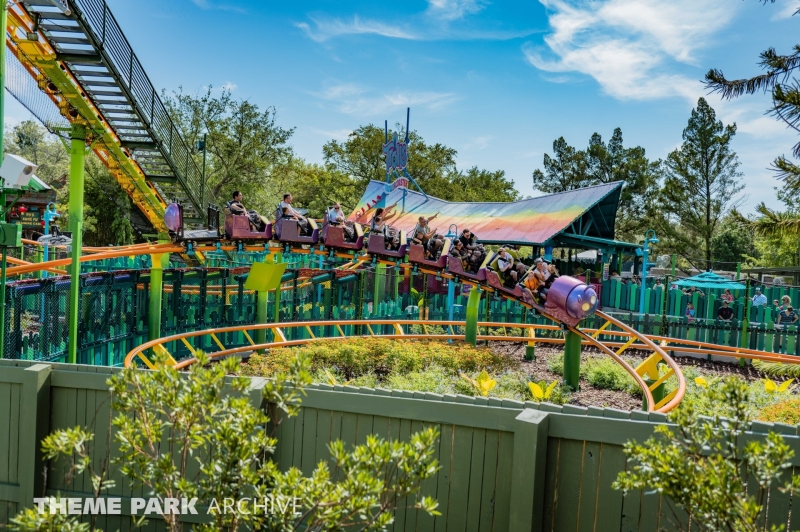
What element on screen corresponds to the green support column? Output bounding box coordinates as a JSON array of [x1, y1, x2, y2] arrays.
[[671, 254, 677, 277], [740, 276, 752, 366], [642, 377, 666, 411], [147, 249, 169, 342], [66, 124, 87, 364], [563, 329, 582, 391], [465, 287, 481, 346]]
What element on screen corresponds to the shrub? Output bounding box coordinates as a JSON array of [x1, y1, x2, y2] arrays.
[[242, 338, 517, 380], [757, 398, 800, 425], [584, 357, 640, 395], [753, 359, 800, 379]]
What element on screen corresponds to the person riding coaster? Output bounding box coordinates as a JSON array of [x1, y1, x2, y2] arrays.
[[495, 247, 527, 288], [370, 204, 400, 250], [410, 213, 439, 246], [226, 191, 268, 232], [278, 193, 310, 236], [325, 203, 356, 242]]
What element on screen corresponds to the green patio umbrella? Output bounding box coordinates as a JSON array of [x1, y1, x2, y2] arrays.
[[671, 271, 746, 290]]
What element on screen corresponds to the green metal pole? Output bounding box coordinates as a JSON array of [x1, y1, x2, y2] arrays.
[[563, 329, 581, 391], [0, 245, 7, 358], [66, 124, 86, 364], [736, 262, 741, 280], [147, 251, 168, 342], [256, 288, 268, 347], [671, 254, 677, 278], [465, 287, 481, 346], [642, 377, 666, 411]]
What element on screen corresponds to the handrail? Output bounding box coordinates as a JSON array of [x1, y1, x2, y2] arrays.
[[125, 319, 668, 411]]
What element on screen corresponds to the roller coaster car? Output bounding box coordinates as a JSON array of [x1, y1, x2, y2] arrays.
[[164, 202, 222, 243], [543, 276, 599, 328], [445, 254, 488, 283], [274, 215, 320, 245], [408, 238, 450, 268], [366, 231, 407, 259], [321, 217, 364, 251], [224, 213, 273, 240]]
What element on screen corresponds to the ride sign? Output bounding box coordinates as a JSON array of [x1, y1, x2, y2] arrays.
[[382, 132, 408, 175]]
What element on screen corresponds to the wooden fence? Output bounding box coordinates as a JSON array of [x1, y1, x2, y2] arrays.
[[1, 359, 799, 531]]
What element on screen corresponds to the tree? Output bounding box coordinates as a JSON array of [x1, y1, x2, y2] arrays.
[[531, 137, 590, 193], [585, 128, 661, 241], [323, 124, 518, 203], [5, 121, 135, 245], [614, 377, 800, 531], [163, 87, 295, 211], [735, 202, 800, 267], [659, 98, 744, 271], [705, 1, 800, 199], [10, 352, 441, 532], [710, 217, 758, 267]]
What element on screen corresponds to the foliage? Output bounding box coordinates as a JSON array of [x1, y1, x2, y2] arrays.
[[241, 338, 518, 381], [710, 217, 758, 266], [531, 129, 660, 241], [762, 377, 795, 394], [753, 359, 800, 379], [16, 351, 441, 531], [163, 86, 295, 209], [734, 201, 800, 267], [705, 1, 800, 199], [757, 397, 800, 425], [322, 124, 518, 207], [584, 357, 641, 396], [528, 380, 558, 400], [461, 370, 498, 397], [5, 120, 135, 245], [614, 377, 800, 531], [656, 98, 744, 271]]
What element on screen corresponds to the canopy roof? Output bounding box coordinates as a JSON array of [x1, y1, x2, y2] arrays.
[[348, 180, 635, 248], [672, 272, 746, 290]]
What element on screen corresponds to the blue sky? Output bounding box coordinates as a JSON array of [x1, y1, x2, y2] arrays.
[[7, 0, 799, 215]]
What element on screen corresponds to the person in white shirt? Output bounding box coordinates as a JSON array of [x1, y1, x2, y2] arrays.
[[327, 203, 355, 241], [751, 288, 768, 307], [279, 193, 309, 234]]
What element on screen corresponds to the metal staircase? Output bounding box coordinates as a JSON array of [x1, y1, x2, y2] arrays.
[[16, 0, 206, 224]]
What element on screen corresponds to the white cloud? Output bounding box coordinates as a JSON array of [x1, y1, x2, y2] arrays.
[[525, 0, 737, 101], [189, 0, 246, 13], [464, 135, 492, 150], [426, 0, 487, 21], [296, 16, 419, 43], [313, 83, 458, 116], [772, 0, 800, 20], [311, 128, 353, 141]]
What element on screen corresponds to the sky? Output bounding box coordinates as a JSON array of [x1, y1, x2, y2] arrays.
[[6, 0, 799, 215]]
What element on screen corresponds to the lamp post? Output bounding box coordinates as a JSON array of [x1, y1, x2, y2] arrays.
[[197, 133, 207, 211], [639, 229, 659, 315], [444, 224, 458, 324]]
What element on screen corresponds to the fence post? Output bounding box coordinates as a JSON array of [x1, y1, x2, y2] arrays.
[[147, 249, 170, 342], [564, 329, 581, 390], [509, 409, 550, 532], [18, 363, 51, 509], [465, 287, 481, 346]]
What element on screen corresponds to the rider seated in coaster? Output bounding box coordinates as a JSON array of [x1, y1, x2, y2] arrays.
[[411, 213, 439, 246], [328, 202, 355, 241], [425, 233, 446, 260], [459, 229, 478, 250], [279, 193, 310, 235], [449, 239, 469, 265], [465, 245, 486, 273], [497, 248, 521, 288], [370, 206, 400, 249], [532, 259, 551, 300], [226, 190, 267, 232]]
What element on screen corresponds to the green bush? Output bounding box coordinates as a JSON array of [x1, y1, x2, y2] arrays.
[[757, 397, 800, 425], [584, 358, 641, 396], [243, 338, 517, 380], [752, 359, 800, 379]]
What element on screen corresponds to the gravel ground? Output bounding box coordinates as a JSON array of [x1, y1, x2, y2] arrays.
[[489, 342, 771, 411]]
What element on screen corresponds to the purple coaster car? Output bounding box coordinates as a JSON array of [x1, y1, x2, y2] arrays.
[[408, 239, 450, 269], [165, 202, 221, 242], [446, 255, 487, 283], [366, 232, 407, 259], [224, 214, 272, 240], [544, 276, 599, 327], [321, 221, 364, 251], [274, 217, 320, 245]]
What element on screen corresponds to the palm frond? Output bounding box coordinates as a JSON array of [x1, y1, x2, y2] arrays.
[[744, 202, 800, 237]]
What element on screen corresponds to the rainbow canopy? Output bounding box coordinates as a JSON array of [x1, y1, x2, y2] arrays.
[[348, 180, 633, 248]]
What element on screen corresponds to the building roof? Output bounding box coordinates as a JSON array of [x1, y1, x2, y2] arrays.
[[348, 180, 634, 248]]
